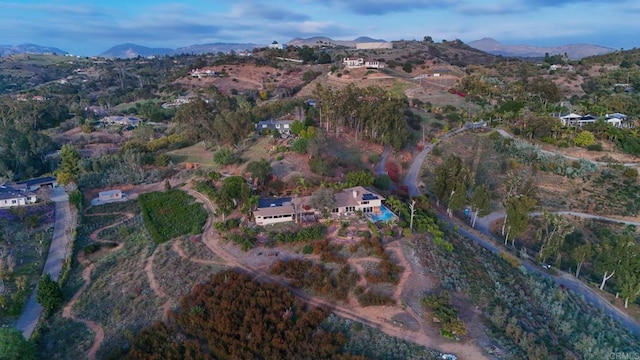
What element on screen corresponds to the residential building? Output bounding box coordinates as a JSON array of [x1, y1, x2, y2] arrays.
[[256, 120, 294, 135], [14, 176, 58, 192], [253, 187, 385, 226], [0, 188, 37, 208], [343, 57, 365, 68], [365, 60, 384, 69], [98, 189, 123, 202], [101, 116, 141, 127]]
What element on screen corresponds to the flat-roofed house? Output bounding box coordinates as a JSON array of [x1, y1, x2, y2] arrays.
[[99, 189, 122, 202], [254, 197, 295, 226]]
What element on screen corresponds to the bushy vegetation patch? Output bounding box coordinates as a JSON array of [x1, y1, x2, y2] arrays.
[[313, 238, 347, 264], [270, 224, 326, 243], [493, 136, 599, 180], [422, 291, 467, 339], [138, 190, 207, 243], [270, 259, 358, 301], [122, 271, 364, 359], [364, 252, 403, 284], [414, 234, 640, 358], [357, 290, 396, 307]]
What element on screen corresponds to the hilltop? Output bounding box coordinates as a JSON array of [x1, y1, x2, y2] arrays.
[[0, 43, 69, 57]]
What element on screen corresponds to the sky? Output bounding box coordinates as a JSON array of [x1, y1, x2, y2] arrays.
[[1, 0, 639, 56]]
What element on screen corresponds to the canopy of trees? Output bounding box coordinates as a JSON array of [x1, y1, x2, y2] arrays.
[[313, 84, 412, 150], [124, 270, 364, 359]]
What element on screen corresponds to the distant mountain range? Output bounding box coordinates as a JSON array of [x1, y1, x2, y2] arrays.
[[0, 43, 69, 57], [468, 38, 614, 59], [286, 36, 387, 48], [100, 42, 263, 59]]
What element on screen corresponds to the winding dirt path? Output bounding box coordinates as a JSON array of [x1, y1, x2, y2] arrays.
[[171, 240, 225, 266], [185, 188, 488, 359], [144, 249, 171, 322], [61, 211, 133, 360]]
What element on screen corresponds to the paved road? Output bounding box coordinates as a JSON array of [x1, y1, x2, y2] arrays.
[[404, 125, 470, 196], [375, 146, 391, 176], [16, 187, 73, 339], [404, 129, 640, 337], [439, 209, 640, 336]]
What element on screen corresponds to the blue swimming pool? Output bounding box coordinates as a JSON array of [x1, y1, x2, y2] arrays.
[[368, 205, 398, 223]]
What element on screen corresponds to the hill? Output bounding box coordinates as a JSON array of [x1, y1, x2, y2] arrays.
[[174, 42, 261, 55], [468, 37, 614, 60], [0, 43, 68, 57], [286, 36, 387, 48], [99, 43, 174, 58]]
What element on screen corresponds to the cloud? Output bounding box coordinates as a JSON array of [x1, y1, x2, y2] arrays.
[[230, 2, 310, 21], [320, 0, 456, 15]]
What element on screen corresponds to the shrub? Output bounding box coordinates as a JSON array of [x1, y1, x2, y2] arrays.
[[213, 148, 237, 165], [574, 131, 595, 147], [587, 143, 603, 151], [623, 167, 638, 179], [291, 138, 308, 154], [36, 273, 63, 313], [358, 291, 395, 307]]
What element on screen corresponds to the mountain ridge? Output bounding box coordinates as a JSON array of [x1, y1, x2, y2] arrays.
[[0, 43, 69, 57], [468, 37, 614, 59]]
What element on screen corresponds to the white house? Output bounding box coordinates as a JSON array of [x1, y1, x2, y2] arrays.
[[254, 198, 295, 226], [99, 189, 122, 202], [343, 57, 365, 68], [365, 60, 384, 69], [256, 120, 294, 135], [253, 187, 385, 226], [0, 188, 37, 208]]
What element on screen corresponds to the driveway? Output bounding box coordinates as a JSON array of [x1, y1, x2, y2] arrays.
[[16, 187, 74, 339]]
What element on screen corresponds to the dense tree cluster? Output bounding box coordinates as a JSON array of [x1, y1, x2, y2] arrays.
[[124, 270, 363, 360], [313, 84, 413, 150]]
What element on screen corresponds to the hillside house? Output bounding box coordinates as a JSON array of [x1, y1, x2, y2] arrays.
[[343, 57, 365, 68], [101, 116, 141, 127], [365, 60, 384, 69], [14, 176, 58, 192], [253, 187, 385, 226], [256, 120, 294, 135], [99, 189, 123, 202], [0, 188, 37, 208]]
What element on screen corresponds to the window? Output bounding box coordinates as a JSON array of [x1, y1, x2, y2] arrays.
[[284, 124, 289, 128]]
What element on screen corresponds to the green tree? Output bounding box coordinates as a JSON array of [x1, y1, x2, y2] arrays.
[[344, 170, 374, 188], [0, 327, 35, 360], [246, 159, 271, 186], [290, 120, 305, 135], [310, 187, 336, 215], [433, 155, 471, 217], [574, 131, 595, 147], [68, 189, 84, 210], [36, 273, 63, 313], [213, 148, 236, 165], [469, 184, 491, 228], [374, 175, 391, 191], [571, 242, 593, 278], [504, 194, 537, 246], [56, 144, 81, 185], [536, 212, 574, 264], [291, 138, 308, 154]]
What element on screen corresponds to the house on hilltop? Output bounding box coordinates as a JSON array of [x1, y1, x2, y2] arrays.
[[256, 120, 294, 135], [253, 187, 385, 226]]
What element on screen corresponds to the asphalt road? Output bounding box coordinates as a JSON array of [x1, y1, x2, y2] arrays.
[[16, 188, 73, 339], [404, 126, 640, 337]]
